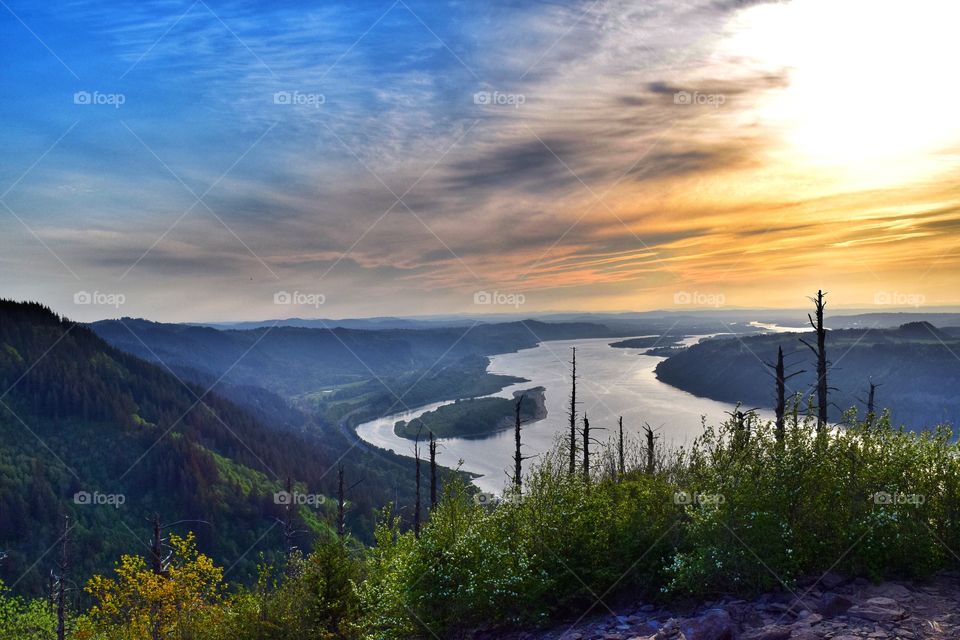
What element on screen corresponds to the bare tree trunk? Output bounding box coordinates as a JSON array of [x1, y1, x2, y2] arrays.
[[56, 515, 69, 640], [582, 414, 590, 482], [568, 346, 578, 476], [337, 464, 346, 539], [774, 347, 786, 443], [514, 395, 524, 492], [801, 290, 829, 433], [414, 438, 421, 538], [281, 477, 295, 556], [644, 424, 655, 475], [865, 381, 878, 422], [151, 514, 162, 640], [617, 416, 625, 478], [429, 431, 438, 509], [151, 513, 163, 574]]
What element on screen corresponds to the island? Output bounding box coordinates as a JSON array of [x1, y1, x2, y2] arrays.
[[609, 335, 687, 355], [394, 387, 547, 440]]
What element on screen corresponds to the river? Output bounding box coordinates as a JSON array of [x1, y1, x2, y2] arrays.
[[355, 335, 774, 493]]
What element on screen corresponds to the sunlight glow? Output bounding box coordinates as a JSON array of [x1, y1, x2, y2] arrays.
[[726, 0, 960, 182]]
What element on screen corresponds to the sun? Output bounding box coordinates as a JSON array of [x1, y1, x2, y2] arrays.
[[722, 0, 960, 184]]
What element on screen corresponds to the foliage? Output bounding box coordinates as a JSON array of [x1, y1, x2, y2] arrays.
[[0, 580, 57, 640], [10, 405, 960, 639], [79, 533, 223, 639]]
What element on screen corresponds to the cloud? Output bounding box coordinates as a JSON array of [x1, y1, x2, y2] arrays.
[[5, 0, 960, 320]]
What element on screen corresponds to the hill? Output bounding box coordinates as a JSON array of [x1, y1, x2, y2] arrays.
[[89, 318, 620, 426], [654, 322, 960, 427], [0, 300, 424, 595]]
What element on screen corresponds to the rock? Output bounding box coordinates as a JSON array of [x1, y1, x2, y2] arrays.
[[818, 593, 854, 617], [792, 613, 822, 627], [820, 572, 846, 590], [678, 609, 732, 640], [847, 597, 905, 623], [865, 596, 899, 608], [739, 625, 791, 640], [866, 583, 912, 601], [653, 619, 686, 640]]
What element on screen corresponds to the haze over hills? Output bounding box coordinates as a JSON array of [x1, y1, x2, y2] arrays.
[[0, 300, 429, 594], [189, 309, 960, 333]]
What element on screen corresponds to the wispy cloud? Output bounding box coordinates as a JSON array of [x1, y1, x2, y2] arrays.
[[2, 0, 959, 320]]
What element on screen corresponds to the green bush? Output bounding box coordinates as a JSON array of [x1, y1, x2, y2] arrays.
[[55, 405, 960, 639], [0, 581, 57, 640]]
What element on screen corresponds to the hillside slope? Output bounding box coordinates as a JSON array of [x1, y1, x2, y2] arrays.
[[654, 322, 960, 427], [0, 301, 420, 594]]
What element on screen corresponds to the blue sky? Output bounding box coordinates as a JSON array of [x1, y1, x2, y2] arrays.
[[3, 0, 959, 320]]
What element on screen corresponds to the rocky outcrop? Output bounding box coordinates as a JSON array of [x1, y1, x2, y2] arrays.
[[472, 572, 960, 640]]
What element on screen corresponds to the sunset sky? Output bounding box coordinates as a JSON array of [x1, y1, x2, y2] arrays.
[[2, 0, 959, 321]]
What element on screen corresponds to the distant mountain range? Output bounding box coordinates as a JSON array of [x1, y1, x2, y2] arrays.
[[88, 318, 623, 400], [191, 309, 960, 333]]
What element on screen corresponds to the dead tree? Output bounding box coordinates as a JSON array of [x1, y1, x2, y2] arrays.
[[335, 466, 362, 539], [151, 513, 163, 575], [568, 346, 578, 476], [54, 515, 71, 640], [337, 464, 346, 538], [644, 424, 656, 475], [800, 290, 829, 432], [429, 431, 438, 509], [414, 435, 422, 539], [280, 477, 297, 556], [582, 414, 591, 481], [766, 347, 804, 444], [150, 514, 163, 640], [617, 416, 625, 478], [859, 380, 881, 424]]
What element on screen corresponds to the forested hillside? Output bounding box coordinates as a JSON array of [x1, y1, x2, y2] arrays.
[[655, 322, 960, 427], [89, 318, 619, 399], [0, 301, 426, 595]]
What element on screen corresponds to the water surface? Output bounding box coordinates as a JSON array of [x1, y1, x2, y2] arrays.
[[356, 336, 773, 493]]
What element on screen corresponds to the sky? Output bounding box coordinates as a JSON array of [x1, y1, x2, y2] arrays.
[[2, 0, 959, 322]]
